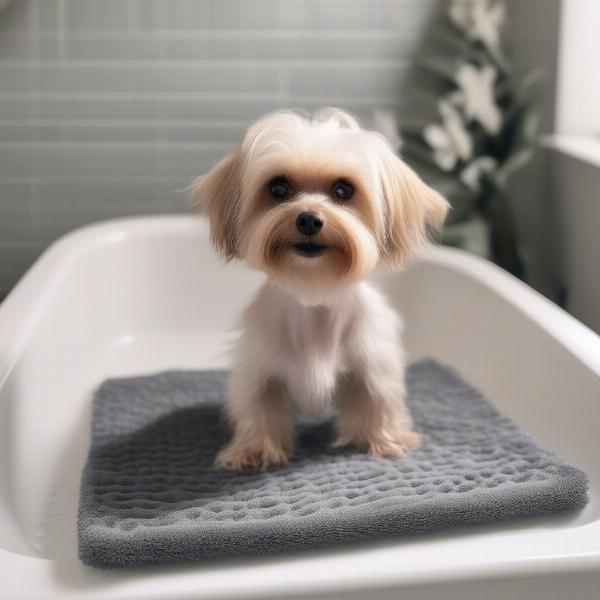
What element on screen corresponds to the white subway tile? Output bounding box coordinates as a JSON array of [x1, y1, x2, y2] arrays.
[[0, 119, 248, 143], [131, 63, 279, 95], [289, 62, 409, 98], [0, 244, 44, 294], [59, 32, 417, 62], [0, 142, 228, 177], [31, 178, 189, 219], [0, 0, 36, 32], [0, 62, 280, 95], [36, 0, 63, 31], [0, 180, 33, 219], [65, 0, 133, 31], [0, 96, 35, 120], [0, 33, 36, 58]]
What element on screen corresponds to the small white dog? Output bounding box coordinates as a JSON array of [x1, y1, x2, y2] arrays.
[[192, 108, 448, 470]]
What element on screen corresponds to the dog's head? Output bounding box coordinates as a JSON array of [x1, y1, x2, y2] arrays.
[[192, 108, 448, 304]]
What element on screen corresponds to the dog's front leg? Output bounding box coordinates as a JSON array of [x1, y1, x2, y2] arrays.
[[334, 369, 421, 458], [215, 375, 294, 471]]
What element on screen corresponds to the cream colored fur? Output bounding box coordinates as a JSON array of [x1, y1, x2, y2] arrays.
[[192, 108, 448, 470]]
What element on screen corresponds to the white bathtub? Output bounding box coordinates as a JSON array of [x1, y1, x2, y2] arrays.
[[1, 215, 599, 600]]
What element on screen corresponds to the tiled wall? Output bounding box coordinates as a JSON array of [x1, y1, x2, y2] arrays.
[[0, 0, 443, 294], [1, 0, 562, 298]]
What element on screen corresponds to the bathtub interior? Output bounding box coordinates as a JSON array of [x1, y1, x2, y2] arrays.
[[0, 217, 598, 563]]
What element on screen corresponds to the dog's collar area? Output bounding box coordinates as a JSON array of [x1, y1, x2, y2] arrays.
[[293, 242, 326, 257]]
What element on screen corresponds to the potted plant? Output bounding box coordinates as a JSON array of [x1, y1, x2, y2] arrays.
[[376, 0, 539, 277]]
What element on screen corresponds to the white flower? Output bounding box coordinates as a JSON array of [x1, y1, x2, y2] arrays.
[[449, 0, 505, 53], [424, 100, 473, 171], [454, 63, 502, 134], [372, 109, 402, 150], [447, 90, 466, 107], [460, 156, 498, 190]]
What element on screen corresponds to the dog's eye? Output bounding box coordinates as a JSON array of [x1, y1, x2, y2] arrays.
[[332, 180, 354, 201], [269, 177, 291, 201]]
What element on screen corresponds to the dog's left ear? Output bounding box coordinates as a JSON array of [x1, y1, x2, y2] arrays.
[[377, 142, 449, 268], [191, 149, 243, 261]]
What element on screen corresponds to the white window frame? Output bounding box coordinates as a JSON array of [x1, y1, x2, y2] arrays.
[[555, 0, 600, 135]]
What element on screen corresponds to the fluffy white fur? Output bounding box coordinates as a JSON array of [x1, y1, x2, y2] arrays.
[[192, 108, 449, 470]]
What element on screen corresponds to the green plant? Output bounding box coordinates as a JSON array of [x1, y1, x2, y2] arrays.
[[398, 0, 539, 277]]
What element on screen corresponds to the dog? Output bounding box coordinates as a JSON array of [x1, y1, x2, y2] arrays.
[[192, 108, 449, 470]]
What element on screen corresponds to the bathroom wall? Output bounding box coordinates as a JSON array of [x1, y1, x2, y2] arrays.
[[0, 0, 445, 296], [505, 0, 561, 298], [549, 143, 600, 333], [0, 0, 561, 299]]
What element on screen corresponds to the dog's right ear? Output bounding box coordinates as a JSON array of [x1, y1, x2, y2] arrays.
[[191, 150, 243, 260]]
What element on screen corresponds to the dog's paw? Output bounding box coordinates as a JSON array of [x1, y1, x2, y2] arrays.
[[334, 429, 422, 458], [366, 430, 422, 458], [215, 442, 289, 471]]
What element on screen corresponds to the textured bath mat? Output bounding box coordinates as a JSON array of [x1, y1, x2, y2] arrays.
[[78, 360, 588, 568]]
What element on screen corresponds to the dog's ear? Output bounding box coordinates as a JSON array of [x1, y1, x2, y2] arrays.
[[191, 150, 243, 260], [377, 142, 449, 268]]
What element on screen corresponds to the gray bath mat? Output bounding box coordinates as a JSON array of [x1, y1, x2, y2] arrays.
[[78, 360, 588, 568]]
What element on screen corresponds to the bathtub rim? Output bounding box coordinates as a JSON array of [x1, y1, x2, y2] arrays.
[[2, 214, 599, 388]]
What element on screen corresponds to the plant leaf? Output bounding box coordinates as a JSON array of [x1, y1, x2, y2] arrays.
[[495, 107, 539, 185], [495, 148, 534, 187], [516, 69, 544, 102], [443, 217, 491, 258], [417, 57, 460, 83], [483, 43, 510, 74], [401, 137, 440, 168]]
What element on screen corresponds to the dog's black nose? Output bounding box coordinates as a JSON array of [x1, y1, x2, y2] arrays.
[[295, 212, 323, 236]]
